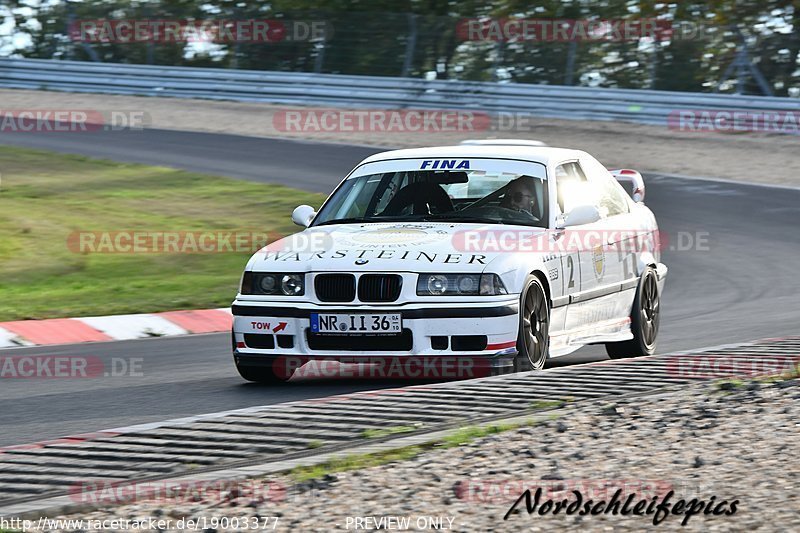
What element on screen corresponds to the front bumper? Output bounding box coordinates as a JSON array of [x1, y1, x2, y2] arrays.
[[231, 299, 520, 361]]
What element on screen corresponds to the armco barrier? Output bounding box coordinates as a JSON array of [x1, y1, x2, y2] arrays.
[[0, 58, 797, 126]]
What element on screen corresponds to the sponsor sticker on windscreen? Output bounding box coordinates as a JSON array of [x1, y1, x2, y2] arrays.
[[348, 158, 547, 181]]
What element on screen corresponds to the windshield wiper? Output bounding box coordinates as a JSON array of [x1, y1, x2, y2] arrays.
[[314, 217, 369, 226], [314, 215, 422, 227]]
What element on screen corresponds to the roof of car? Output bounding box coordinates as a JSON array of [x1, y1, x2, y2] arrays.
[[359, 144, 584, 167]]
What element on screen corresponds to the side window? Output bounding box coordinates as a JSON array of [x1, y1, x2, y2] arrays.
[[579, 157, 630, 217], [555, 161, 595, 214], [327, 177, 370, 219]]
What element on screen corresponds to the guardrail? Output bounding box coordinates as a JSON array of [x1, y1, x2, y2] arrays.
[[0, 58, 796, 125]]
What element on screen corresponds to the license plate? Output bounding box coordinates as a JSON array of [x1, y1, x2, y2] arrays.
[[310, 313, 402, 335]]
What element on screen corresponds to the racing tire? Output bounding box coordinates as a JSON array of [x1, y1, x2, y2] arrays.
[[605, 266, 660, 359], [515, 275, 550, 372]]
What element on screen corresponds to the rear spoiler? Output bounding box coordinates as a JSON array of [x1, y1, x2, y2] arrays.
[[608, 169, 645, 203]]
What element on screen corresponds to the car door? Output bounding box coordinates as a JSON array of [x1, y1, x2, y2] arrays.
[[578, 154, 639, 326], [551, 161, 590, 345]]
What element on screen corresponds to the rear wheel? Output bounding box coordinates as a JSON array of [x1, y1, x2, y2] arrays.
[[515, 276, 550, 372], [606, 267, 660, 359]]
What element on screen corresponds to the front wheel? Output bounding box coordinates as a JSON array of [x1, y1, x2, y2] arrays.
[[606, 267, 660, 359], [515, 275, 550, 372]]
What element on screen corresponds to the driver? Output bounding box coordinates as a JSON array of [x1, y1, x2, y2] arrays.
[[500, 176, 537, 216]]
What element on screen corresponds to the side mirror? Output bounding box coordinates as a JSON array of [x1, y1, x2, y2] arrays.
[[557, 204, 602, 228], [609, 169, 645, 203], [291, 205, 316, 227]]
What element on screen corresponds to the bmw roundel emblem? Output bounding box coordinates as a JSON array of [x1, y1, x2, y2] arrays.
[[355, 258, 369, 265]]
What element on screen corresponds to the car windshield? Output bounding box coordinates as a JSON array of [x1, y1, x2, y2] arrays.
[[312, 158, 548, 227]]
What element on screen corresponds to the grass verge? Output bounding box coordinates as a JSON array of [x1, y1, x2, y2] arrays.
[[362, 424, 422, 439], [528, 399, 566, 410], [0, 146, 325, 320]]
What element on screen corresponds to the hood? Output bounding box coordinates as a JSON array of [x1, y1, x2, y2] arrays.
[[247, 222, 548, 273]]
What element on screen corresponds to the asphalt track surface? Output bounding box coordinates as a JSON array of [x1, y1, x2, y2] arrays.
[[1, 128, 799, 447]]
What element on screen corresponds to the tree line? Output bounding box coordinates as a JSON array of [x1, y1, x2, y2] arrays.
[[3, 0, 798, 96]]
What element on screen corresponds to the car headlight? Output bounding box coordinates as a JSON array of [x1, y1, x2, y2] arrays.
[[426, 274, 450, 295], [260, 274, 277, 293], [280, 274, 304, 296], [240, 272, 305, 296], [416, 273, 507, 296]]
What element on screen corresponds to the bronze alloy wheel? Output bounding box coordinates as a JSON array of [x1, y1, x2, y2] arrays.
[[606, 267, 661, 359], [516, 276, 550, 371]]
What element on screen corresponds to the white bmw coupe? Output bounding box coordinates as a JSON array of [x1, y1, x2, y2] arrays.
[[232, 140, 667, 382]]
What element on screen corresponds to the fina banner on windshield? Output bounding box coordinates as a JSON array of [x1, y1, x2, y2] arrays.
[[349, 158, 547, 180]]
